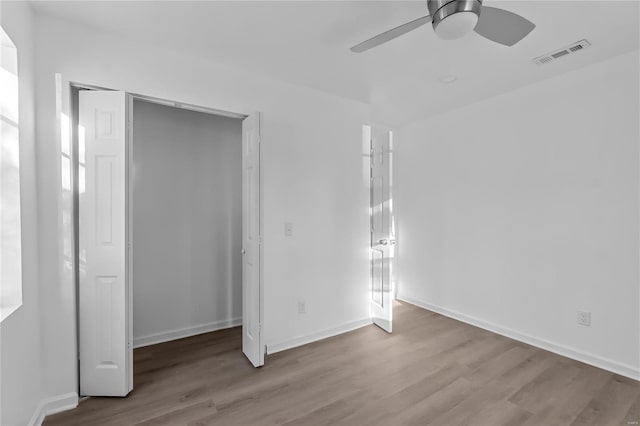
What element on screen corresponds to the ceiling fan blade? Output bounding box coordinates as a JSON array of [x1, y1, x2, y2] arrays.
[[474, 6, 535, 46], [351, 15, 432, 53]]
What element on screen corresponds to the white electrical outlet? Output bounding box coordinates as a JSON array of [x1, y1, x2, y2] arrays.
[[577, 311, 591, 326], [285, 222, 293, 237], [297, 300, 306, 314]]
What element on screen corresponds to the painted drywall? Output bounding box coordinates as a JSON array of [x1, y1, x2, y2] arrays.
[[33, 13, 371, 401], [397, 50, 640, 378], [131, 100, 242, 346], [0, 2, 47, 425]]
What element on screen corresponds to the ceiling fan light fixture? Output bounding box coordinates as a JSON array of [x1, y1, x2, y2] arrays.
[[429, 0, 482, 40], [434, 12, 478, 40]]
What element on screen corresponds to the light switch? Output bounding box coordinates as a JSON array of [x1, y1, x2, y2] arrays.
[[284, 222, 293, 237]]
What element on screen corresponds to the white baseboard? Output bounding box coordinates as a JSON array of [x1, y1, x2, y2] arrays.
[[398, 295, 640, 381], [28, 392, 78, 426], [133, 317, 242, 348], [267, 317, 372, 355]]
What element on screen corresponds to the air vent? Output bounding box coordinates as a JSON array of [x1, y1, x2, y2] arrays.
[[533, 39, 591, 66]]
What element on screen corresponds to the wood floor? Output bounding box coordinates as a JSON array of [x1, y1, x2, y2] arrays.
[[46, 301, 640, 426]]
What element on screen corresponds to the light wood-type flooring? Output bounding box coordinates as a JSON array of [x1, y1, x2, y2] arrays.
[[45, 301, 640, 426]]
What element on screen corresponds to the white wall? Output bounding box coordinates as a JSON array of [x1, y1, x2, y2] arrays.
[[0, 2, 47, 425], [33, 13, 371, 402], [397, 50, 640, 378], [132, 100, 242, 346]]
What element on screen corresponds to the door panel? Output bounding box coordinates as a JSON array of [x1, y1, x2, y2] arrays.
[[369, 126, 394, 333], [372, 176, 384, 233], [242, 112, 264, 367], [371, 248, 384, 307], [79, 90, 132, 396]]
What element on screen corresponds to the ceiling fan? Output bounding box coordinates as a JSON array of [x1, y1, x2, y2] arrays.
[[351, 0, 535, 53]]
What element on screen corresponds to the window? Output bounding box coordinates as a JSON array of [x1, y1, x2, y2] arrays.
[[1, 25, 22, 321]]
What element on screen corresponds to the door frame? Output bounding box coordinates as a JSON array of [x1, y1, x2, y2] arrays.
[[68, 81, 264, 395]]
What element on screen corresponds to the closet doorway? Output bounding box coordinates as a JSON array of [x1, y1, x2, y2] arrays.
[[131, 99, 243, 350], [74, 88, 263, 397]]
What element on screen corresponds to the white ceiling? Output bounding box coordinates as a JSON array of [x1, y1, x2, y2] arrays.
[[30, 1, 640, 125]]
